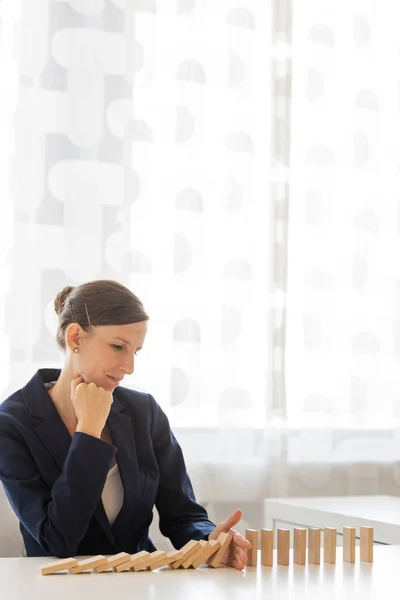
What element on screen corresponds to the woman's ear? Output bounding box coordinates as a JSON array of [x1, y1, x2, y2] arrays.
[[65, 323, 82, 353]]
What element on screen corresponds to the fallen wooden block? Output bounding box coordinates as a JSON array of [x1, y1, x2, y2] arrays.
[[41, 557, 78, 576], [71, 555, 107, 574], [182, 540, 208, 569], [172, 540, 201, 569], [132, 550, 166, 571], [192, 540, 221, 569], [115, 551, 150, 572], [149, 550, 184, 570], [207, 532, 232, 568], [95, 552, 131, 573]]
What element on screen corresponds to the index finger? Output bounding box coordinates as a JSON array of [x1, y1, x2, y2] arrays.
[[70, 375, 84, 396], [230, 531, 252, 549]]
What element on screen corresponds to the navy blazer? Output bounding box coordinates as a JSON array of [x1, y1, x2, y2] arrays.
[[0, 369, 215, 557]]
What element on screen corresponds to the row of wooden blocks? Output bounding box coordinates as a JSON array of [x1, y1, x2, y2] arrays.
[[41, 532, 232, 575], [245, 526, 374, 567]]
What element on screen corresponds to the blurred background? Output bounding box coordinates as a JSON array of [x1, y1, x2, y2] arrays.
[[1, 0, 400, 547]]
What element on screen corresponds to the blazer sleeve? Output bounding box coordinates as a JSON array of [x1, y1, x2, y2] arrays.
[[0, 430, 116, 557], [149, 395, 216, 548]]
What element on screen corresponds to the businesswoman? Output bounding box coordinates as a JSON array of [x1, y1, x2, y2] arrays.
[[0, 280, 250, 569]]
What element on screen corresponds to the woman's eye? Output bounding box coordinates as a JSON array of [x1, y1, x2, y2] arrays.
[[112, 344, 123, 351]]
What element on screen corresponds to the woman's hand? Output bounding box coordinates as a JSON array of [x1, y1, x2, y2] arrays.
[[71, 376, 113, 439], [208, 509, 252, 570]]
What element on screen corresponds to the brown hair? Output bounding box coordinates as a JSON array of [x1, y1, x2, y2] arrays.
[[54, 279, 149, 351]]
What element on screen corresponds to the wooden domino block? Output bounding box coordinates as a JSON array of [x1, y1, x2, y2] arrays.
[[261, 529, 273, 567], [95, 552, 131, 573], [207, 532, 233, 568], [294, 528, 306, 565], [41, 557, 78, 575], [182, 540, 208, 569], [343, 527, 356, 563], [150, 550, 184, 571], [308, 528, 321, 565], [132, 550, 166, 571], [172, 540, 201, 569], [191, 540, 221, 569], [71, 555, 107, 574], [323, 528, 336, 564], [115, 551, 149, 572], [360, 526, 373, 563], [245, 529, 258, 567], [277, 529, 290, 566]]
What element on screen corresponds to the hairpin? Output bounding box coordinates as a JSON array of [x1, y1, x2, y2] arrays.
[[85, 302, 91, 326]]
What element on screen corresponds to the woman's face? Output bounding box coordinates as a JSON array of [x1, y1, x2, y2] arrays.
[[70, 321, 148, 392]]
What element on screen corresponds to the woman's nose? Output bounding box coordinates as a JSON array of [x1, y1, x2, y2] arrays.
[[121, 354, 134, 375]]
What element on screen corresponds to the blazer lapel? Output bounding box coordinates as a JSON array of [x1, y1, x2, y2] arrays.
[[107, 393, 139, 538], [22, 369, 71, 472], [22, 369, 118, 550]]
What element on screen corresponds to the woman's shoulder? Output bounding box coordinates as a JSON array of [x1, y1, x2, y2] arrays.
[[114, 385, 156, 411], [0, 390, 27, 436]]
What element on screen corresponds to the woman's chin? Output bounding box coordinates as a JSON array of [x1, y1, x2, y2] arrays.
[[105, 376, 119, 390]]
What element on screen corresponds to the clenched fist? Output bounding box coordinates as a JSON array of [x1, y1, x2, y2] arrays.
[[71, 376, 113, 439]]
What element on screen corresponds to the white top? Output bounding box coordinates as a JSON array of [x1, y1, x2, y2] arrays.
[[101, 463, 124, 526]]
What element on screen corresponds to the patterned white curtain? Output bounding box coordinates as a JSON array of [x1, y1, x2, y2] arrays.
[[287, 1, 400, 435], [0, 0, 290, 434], [0, 0, 293, 538], [2, 0, 400, 542]]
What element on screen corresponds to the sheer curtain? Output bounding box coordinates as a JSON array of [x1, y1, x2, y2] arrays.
[[284, 1, 400, 497], [0, 0, 292, 537], [3, 0, 399, 544], [288, 2, 400, 433]]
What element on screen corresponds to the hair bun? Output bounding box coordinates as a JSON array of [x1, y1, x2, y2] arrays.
[[54, 286, 75, 316]]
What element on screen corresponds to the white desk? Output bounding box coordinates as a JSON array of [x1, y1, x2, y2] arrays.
[[0, 547, 398, 599], [264, 495, 400, 545]]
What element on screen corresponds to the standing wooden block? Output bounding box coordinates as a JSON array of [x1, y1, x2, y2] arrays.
[[343, 527, 356, 563], [323, 528, 336, 564], [41, 557, 78, 575], [71, 555, 107, 574], [360, 526, 373, 563], [294, 528, 306, 565], [277, 529, 290, 566], [173, 540, 201, 569], [245, 529, 258, 567], [261, 529, 273, 567], [191, 540, 221, 569], [308, 528, 321, 565], [207, 532, 233, 568]]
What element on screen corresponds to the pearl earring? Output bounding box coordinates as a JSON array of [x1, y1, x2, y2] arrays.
[[74, 348, 79, 353]]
